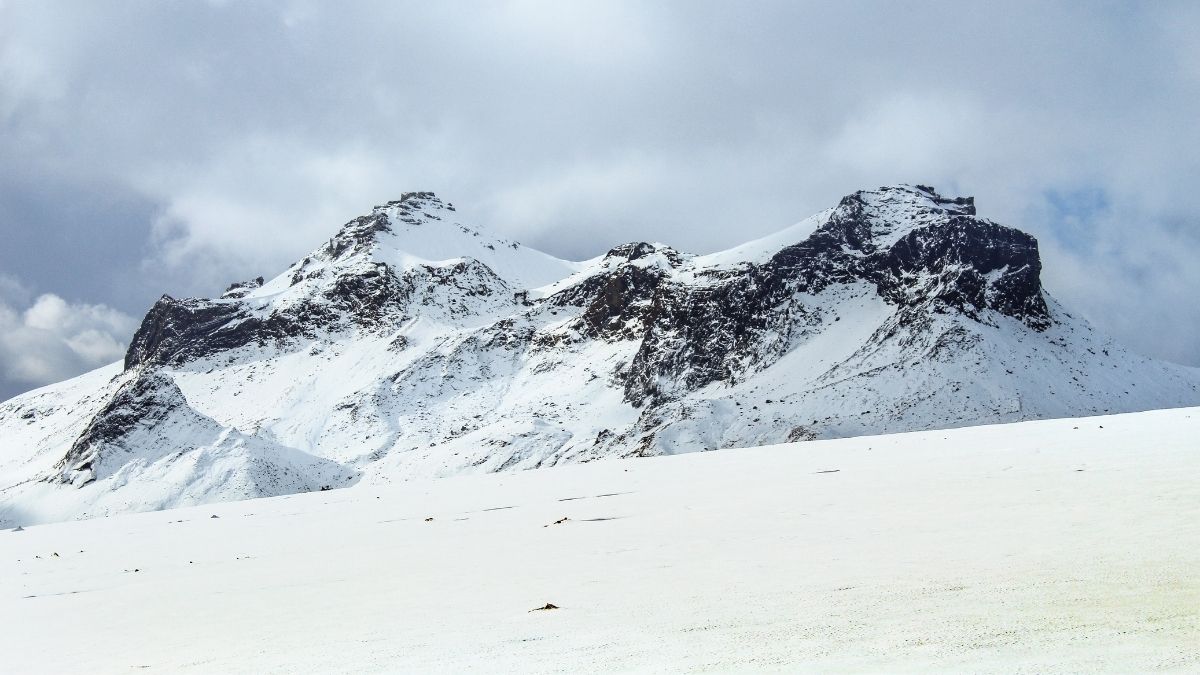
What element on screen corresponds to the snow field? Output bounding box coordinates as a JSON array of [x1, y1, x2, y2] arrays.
[[2, 406, 1197, 673]]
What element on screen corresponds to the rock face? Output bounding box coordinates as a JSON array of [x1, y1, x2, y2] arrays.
[[557, 186, 1051, 408], [2, 184, 1199, 525]]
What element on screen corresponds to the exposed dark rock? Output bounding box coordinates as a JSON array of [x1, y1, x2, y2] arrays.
[[604, 241, 685, 266], [787, 426, 818, 442], [325, 211, 391, 259], [123, 295, 343, 370], [865, 219, 1049, 329], [547, 186, 1052, 407], [323, 263, 407, 320], [125, 297, 245, 369], [124, 255, 512, 371], [221, 276, 265, 299], [53, 372, 183, 483]]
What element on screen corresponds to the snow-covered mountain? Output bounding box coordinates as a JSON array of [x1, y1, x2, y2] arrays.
[[2, 185, 1198, 524]]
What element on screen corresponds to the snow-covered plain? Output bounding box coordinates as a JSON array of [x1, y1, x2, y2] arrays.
[[3, 406, 1197, 673]]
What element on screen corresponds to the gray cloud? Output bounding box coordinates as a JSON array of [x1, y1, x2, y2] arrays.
[[0, 276, 136, 399], [1, 0, 1199, 400]]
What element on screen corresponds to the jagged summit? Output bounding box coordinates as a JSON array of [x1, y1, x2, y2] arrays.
[[779, 184, 1049, 330], [3, 184, 1198, 525], [372, 190, 455, 214], [309, 190, 576, 289], [320, 192, 456, 261], [690, 184, 975, 270], [821, 184, 979, 250], [871, 183, 976, 214]]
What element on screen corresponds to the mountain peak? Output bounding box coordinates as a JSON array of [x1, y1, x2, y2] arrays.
[[320, 191, 456, 262], [816, 184, 980, 252], [371, 191, 456, 219], [853, 184, 976, 216]]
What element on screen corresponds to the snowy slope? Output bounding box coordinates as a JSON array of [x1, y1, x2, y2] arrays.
[[1, 185, 1199, 525], [2, 407, 1197, 673]]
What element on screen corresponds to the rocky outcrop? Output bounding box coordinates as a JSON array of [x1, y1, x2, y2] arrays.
[[552, 185, 1053, 407], [124, 298, 251, 369], [124, 193, 510, 370], [53, 372, 185, 484]]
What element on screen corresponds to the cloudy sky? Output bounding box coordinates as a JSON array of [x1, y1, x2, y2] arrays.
[[1, 0, 1199, 400]]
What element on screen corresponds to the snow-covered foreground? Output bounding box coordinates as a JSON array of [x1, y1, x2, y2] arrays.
[[3, 408, 1198, 673]]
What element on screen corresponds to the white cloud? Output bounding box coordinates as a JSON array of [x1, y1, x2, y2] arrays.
[[0, 290, 136, 398]]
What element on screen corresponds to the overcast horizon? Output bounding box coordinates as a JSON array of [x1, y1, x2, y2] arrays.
[[3, 0, 1200, 401]]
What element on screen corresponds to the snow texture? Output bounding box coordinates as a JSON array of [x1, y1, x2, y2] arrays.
[[1, 407, 1198, 672]]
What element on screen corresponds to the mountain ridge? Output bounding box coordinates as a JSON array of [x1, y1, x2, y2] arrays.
[[2, 184, 1198, 525]]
